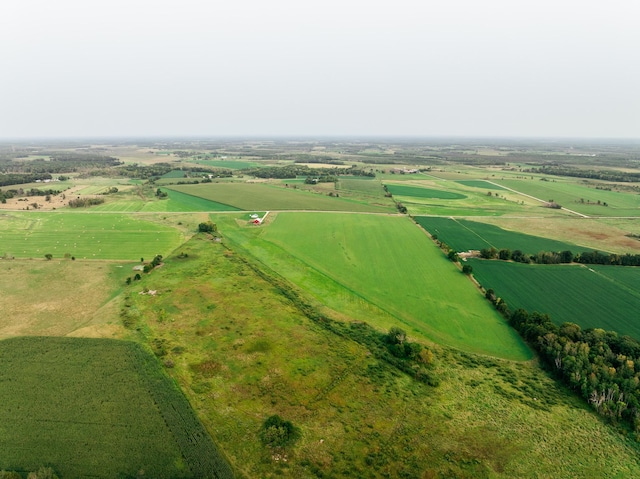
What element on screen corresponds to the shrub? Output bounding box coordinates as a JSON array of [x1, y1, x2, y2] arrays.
[[260, 415, 300, 448]]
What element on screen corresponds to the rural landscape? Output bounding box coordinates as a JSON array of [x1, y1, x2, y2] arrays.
[[2, 137, 640, 478]]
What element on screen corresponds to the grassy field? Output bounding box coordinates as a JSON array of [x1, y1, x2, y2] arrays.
[[385, 183, 467, 199], [415, 216, 581, 253], [456, 180, 507, 190], [167, 183, 394, 212], [122, 235, 640, 478], [90, 187, 242, 212], [0, 212, 185, 260], [469, 260, 640, 338], [496, 179, 640, 217], [0, 259, 130, 338], [0, 336, 232, 479], [214, 212, 530, 360]]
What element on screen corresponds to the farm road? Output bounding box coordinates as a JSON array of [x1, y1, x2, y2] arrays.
[[485, 180, 589, 218]]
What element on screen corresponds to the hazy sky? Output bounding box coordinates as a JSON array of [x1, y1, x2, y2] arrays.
[[1, 0, 638, 139]]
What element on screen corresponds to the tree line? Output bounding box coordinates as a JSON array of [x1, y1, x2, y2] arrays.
[[479, 247, 640, 267]]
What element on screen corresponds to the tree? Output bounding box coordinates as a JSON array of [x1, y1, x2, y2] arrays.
[[44, 253, 53, 260], [198, 221, 217, 233], [447, 250, 459, 262], [386, 327, 407, 346], [462, 264, 473, 275], [260, 415, 300, 448], [498, 249, 512, 261]]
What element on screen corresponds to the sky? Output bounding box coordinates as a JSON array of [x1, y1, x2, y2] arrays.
[[1, 0, 639, 139]]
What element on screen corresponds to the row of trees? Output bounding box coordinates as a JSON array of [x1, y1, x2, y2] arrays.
[[68, 197, 104, 208], [479, 247, 640, 267]]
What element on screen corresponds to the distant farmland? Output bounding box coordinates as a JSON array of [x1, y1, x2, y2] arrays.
[[167, 182, 394, 212], [385, 184, 466, 199], [0, 212, 183, 260], [469, 260, 640, 339], [0, 337, 232, 479], [217, 212, 530, 360], [415, 217, 579, 254]]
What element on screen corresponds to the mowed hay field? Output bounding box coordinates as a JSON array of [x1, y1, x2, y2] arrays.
[[127, 236, 640, 478], [0, 259, 129, 338], [469, 260, 640, 339], [90, 188, 241, 212], [167, 182, 395, 212], [415, 216, 580, 254], [216, 212, 530, 360], [0, 212, 184, 260], [0, 337, 233, 479]]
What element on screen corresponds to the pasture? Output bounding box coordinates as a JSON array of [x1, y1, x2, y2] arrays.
[[456, 180, 506, 190], [125, 235, 640, 478], [0, 337, 232, 479], [0, 212, 185, 260], [0, 259, 129, 338], [469, 260, 640, 339], [167, 182, 394, 212], [415, 216, 580, 253], [215, 212, 530, 360]]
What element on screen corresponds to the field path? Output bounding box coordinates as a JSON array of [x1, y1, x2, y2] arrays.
[[485, 180, 589, 218]]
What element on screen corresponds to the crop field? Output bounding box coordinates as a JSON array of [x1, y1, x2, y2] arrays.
[[0, 212, 184, 260], [385, 183, 467, 199], [415, 217, 580, 253], [469, 260, 640, 338], [167, 182, 394, 212], [337, 177, 387, 197], [215, 212, 530, 360], [0, 337, 232, 479], [495, 179, 640, 217], [161, 169, 191, 178], [456, 180, 506, 190]]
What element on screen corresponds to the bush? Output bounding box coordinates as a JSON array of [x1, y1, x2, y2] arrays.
[[260, 415, 300, 448]]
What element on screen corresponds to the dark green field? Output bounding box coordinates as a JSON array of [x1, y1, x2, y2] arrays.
[[415, 216, 580, 253], [456, 180, 506, 190], [0, 337, 233, 479], [469, 260, 640, 339], [385, 184, 466, 199]]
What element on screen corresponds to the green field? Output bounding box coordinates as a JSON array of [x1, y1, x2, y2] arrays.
[[385, 183, 467, 199], [0, 212, 184, 260], [469, 260, 640, 338], [456, 180, 506, 190], [415, 217, 581, 254], [0, 337, 232, 479], [90, 188, 241, 212], [215, 212, 530, 360], [496, 179, 640, 217], [167, 183, 394, 212]]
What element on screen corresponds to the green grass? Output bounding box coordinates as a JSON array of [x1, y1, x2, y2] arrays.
[[337, 177, 387, 197], [0, 212, 184, 260], [469, 260, 640, 339], [496, 179, 640, 217], [385, 184, 467, 199], [88, 188, 241, 212], [0, 336, 232, 479], [215, 212, 530, 360], [124, 235, 640, 478], [415, 217, 581, 254], [167, 183, 394, 212]]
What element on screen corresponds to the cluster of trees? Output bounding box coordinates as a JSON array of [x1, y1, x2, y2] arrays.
[[530, 166, 640, 183], [198, 221, 217, 233], [509, 308, 640, 430], [0, 173, 53, 187], [575, 250, 640, 266], [155, 188, 168, 198], [260, 415, 300, 448], [0, 467, 59, 479], [68, 197, 105, 208], [241, 164, 375, 179], [142, 255, 163, 273], [101, 186, 118, 195], [304, 175, 337, 184]]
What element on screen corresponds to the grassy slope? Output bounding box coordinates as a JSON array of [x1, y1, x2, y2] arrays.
[[125, 235, 640, 478], [0, 337, 232, 479], [469, 260, 640, 338], [166, 183, 394, 212], [215, 212, 530, 360], [385, 183, 466, 199], [0, 212, 185, 260]]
